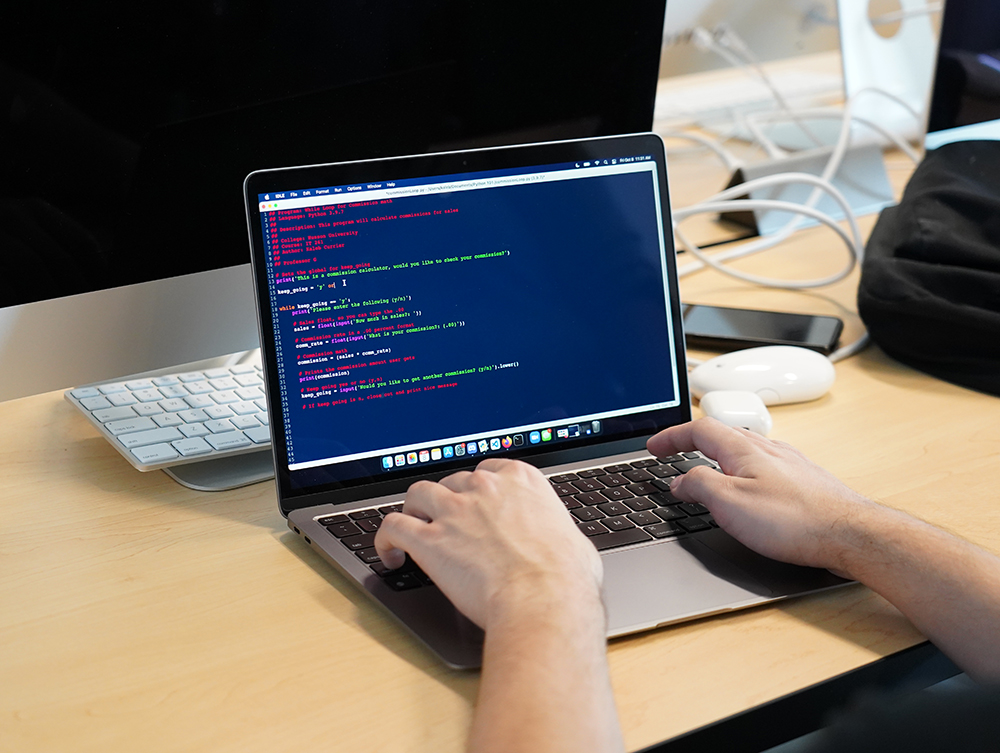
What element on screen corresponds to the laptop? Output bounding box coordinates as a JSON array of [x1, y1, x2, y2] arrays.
[[243, 133, 849, 669]]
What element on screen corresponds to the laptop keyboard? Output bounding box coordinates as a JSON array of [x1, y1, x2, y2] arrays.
[[317, 452, 721, 591]]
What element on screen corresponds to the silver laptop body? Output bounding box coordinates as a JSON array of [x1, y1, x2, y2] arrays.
[[244, 133, 848, 669]]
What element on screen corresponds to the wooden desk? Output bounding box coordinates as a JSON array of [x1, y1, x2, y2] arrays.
[[4, 130, 1000, 753]]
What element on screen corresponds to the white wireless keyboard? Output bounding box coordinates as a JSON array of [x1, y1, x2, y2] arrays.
[[65, 363, 271, 472]]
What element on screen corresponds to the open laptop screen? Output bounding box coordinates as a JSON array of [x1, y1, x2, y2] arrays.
[[925, 0, 1000, 149], [245, 135, 688, 504]]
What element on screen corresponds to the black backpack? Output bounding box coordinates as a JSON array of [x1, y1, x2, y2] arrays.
[[858, 140, 1000, 396]]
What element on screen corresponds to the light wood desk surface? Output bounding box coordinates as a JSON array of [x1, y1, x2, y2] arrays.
[[4, 105, 1000, 752]]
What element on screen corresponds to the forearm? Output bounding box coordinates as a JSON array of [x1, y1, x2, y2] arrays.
[[468, 580, 623, 753], [837, 504, 1000, 682]]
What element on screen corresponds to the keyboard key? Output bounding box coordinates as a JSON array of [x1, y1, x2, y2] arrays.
[[577, 520, 610, 537], [133, 403, 164, 417], [647, 521, 685, 538], [599, 473, 628, 488], [627, 511, 661, 527], [235, 387, 266, 402], [671, 458, 716, 474], [98, 382, 127, 395], [230, 415, 261, 430], [571, 477, 605, 492], [356, 518, 382, 533], [230, 365, 258, 376], [184, 394, 215, 409], [204, 368, 232, 379], [158, 384, 189, 399], [177, 372, 206, 382], [152, 375, 181, 387], [561, 497, 582, 511], [623, 496, 657, 512], [205, 431, 252, 451], [377, 504, 404, 515], [549, 473, 579, 483], [600, 487, 635, 502], [651, 478, 676, 492], [354, 547, 382, 564], [234, 373, 263, 387], [316, 515, 349, 526], [597, 501, 631, 517], [244, 426, 271, 444], [602, 515, 636, 531], [118, 426, 184, 449], [178, 409, 210, 423], [158, 398, 188, 412], [656, 454, 686, 464], [211, 390, 239, 405], [589, 527, 653, 551], [203, 405, 234, 420], [208, 377, 239, 390], [130, 443, 180, 464], [625, 482, 657, 497], [677, 516, 712, 533], [340, 532, 376, 550], [654, 506, 685, 522], [678, 502, 710, 516], [107, 392, 138, 407], [152, 413, 184, 428], [572, 507, 606, 522], [622, 469, 654, 482], [132, 388, 163, 403], [383, 572, 423, 591], [326, 521, 362, 537], [576, 468, 607, 478], [172, 437, 213, 457], [205, 419, 234, 433], [70, 387, 102, 399], [92, 406, 138, 422], [349, 509, 381, 520], [104, 417, 157, 436], [573, 492, 606, 506], [650, 491, 684, 507], [603, 464, 632, 473], [552, 483, 578, 497], [630, 459, 660, 468], [185, 380, 214, 395], [648, 465, 680, 479], [179, 423, 211, 438]]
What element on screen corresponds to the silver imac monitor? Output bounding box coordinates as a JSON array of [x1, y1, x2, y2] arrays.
[[0, 1, 667, 402]]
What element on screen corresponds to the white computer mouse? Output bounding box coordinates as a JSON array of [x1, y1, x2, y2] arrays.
[[689, 346, 835, 405], [699, 391, 773, 435]]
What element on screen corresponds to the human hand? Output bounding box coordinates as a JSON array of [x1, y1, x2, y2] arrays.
[[374, 458, 604, 629], [647, 418, 879, 576]]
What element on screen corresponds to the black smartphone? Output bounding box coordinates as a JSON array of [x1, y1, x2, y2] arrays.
[[681, 303, 844, 355]]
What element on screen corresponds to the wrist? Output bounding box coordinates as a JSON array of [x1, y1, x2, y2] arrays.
[[486, 569, 605, 634], [828, 498, 912, 582]]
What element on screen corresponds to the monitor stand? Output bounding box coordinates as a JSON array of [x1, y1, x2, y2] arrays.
[[164, 450, 275, 491]]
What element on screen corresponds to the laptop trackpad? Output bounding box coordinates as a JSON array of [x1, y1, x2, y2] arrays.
[[602, 536, 774, 635]]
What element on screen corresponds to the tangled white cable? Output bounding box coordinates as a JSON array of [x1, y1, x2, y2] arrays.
[[668, 28, 928, 363]]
